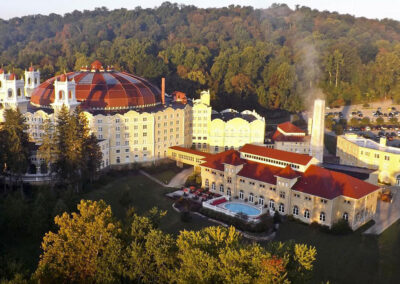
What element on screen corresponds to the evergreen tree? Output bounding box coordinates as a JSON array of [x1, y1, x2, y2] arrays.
[[0, 109, 30, 189]]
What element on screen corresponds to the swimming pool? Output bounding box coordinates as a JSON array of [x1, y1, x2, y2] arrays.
[[224, 202, 261, 216]]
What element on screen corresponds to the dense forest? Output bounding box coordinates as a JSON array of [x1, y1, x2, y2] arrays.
[[2, 2, 400, 112]]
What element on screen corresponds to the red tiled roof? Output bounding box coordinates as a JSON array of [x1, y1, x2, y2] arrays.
[[292, 165, 379, 199], [272, 130, 309, 142], [277, 121, 305, 134], [276, 165, 300, 179], [240, 144, 313, 166], [200, 150, 245, 171], [200, 148, 379, 200], [30, 60, 163, 110], [169, 146, 212, 158]]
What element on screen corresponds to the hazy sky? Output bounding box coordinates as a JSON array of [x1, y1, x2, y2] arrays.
[[0, 0, 398, 21]]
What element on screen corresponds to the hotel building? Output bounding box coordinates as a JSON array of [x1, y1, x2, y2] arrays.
[[169, 143, 381, 230], [337, 133, 400, 185], [192, 90, 265, 153]]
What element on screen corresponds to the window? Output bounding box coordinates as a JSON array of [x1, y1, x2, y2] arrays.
[[116, 157, 120, 164], [227, 177, 232, 183], [249, 193, 254, 203], [294, 193, 300, 198], [269, 199, 275, 210], [280, 192, 285, 199], [305, 196, 311, 201], [278, 203, 285, 213], [205, 179, 209, 188], [219, 184, 224, 193], [258, 196, 264, 206], [320, 212, 326, 222], [343, 212, 349, 221], [239, 190, 244, 200], [304, 209, 310, 219], [211, 182, 216, 191], [227, 188, 231, 197], [320, 199, 327, 204], [293, 206, 299, 215]]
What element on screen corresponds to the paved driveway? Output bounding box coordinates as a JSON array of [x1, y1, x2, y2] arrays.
[[167, 167, 194, 188], [364, 187, 400, 235]]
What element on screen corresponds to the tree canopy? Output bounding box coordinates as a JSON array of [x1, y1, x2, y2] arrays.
[[34, 199, 317, 283], [2, 3, 400, 113]]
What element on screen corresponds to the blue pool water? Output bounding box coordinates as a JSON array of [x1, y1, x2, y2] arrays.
[[224, 203, 261, 216]]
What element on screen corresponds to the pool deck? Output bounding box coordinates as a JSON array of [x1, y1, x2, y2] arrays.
[[203, 197, 268, 221]]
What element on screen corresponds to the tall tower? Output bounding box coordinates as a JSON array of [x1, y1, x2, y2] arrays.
[[24, 65, 40, 98], [309, 99, 325, 162], [51, 74, 79, 112]]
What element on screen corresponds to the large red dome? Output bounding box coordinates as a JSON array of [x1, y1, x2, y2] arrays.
[[30, 61, 162, 110]]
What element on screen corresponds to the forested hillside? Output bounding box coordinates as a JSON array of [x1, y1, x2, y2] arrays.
[[2, 2, 400, 112]]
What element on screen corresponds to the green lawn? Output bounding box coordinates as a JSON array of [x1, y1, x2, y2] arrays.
[[151, 169, 180, 185], [82, 172, 212, 234], [273, 220, 400, 284]]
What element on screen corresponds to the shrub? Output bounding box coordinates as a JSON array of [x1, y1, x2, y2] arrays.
[[330, 219, 352, 235]]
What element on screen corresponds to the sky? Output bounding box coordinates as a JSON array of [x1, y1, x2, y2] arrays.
[[0, 0, 398, 21]]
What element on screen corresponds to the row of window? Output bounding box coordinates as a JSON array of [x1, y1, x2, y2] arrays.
[[243, 153, 300, 169]]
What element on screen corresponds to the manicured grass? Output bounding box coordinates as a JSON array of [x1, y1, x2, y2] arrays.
[[152, 169, 180, 185], [273, 220, 400, 284], [82, 172, 213, 234]]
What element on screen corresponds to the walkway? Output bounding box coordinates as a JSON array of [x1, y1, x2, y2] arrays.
[[364, 187, 400, 235], [167, 167, 193, 188], [139, 170, 167, 187], [139, 167, 194, 188]]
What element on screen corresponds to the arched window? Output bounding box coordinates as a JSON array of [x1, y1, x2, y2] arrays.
[[211, 182, 216, 191], [239, 190, 244, 200], [227, 188, 231, 196], [205, 179, 209, 188], [8, 89, 13, 98], [28, 78, 31, 85], [219, 184, 224, 193], [278, 203, 285, 213], [304, 209, 310, 219], [258, 196, 264, 206], [17, 88, 21, 97], [343, 212, 349, 221], [116, 156, 120, 164], [320, 212, 326, 222], [59, 90, 65, 100], [293, 206, 299, 215], [249, 193, 254, 203], [269, 199, 275, 210]]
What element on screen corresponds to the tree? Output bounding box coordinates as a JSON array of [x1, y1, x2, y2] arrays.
[[34, 200, 122, 283], [123, 208, 175, 283], [0, 109, 30, 189]]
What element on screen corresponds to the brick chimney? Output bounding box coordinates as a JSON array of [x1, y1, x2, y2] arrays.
[[161, 77, 165, 105]]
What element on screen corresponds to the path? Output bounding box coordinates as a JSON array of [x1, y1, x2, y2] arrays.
[[139, 170, 167, 187], [140, 167, 194, 188], [167, 167, 193, 188], [364, 187, 400, 235]]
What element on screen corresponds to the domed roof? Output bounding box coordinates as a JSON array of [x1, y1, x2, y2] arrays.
[[30, 61, 162, 111]]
